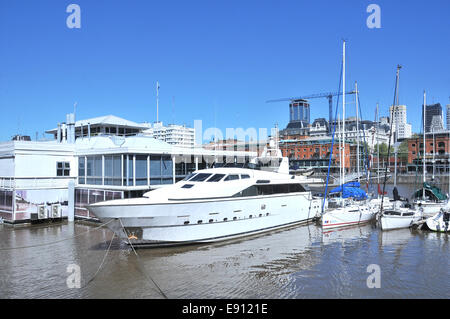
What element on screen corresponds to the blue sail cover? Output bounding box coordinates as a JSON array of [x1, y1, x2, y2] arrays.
[[329, 182, 368, 200]]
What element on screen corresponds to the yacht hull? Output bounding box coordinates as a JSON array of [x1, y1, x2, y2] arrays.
[[88, 193, 322, 245]]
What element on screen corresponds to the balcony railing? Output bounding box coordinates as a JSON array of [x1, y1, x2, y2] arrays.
[[0, 177, 76, 190]]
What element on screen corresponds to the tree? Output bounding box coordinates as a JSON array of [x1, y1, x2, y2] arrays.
[[377, 143, 393, 157], [397, 139, 409, 160]]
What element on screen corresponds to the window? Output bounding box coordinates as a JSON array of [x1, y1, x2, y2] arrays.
[[190, 173, 212, 182], [135, 155, 148, 186], [104, 155, 122, 186], [181, 184, 194, 189], [207, 174, 225, 182], [257, 185, 274, 195], [78, 157, 85, 184], [241, 185, 258, 197], [85, 156, 102, 185], [233, 183, 306, 197], [224, 174, 239, 181], [57, 162, 70, 177], [150, 155, 173, 185], [288, 184, 305, 193], [241, 174, 250, 179], [183, 173, 197, 181], [273, 184, 289, 194]]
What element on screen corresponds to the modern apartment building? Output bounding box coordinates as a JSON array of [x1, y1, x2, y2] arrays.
[[143, 121, 195, 148], [424, 103, 443, 133], [389, 105, 412, 139]]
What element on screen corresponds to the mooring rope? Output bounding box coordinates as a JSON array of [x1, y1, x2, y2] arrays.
[[82, 232, 116, 288], [0, 219, 115, 251], [118, 218, 168, 299]]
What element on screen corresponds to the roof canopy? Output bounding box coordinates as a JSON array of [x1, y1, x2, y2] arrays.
[[46, 115, 149, 134]]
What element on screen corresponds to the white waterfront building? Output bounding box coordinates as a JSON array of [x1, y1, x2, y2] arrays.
[[0, 114, 255, 224], [332, 117, 391, 150], [143, 121, 195, 148]]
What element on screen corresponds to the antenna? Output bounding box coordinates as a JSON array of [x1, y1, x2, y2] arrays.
[[156, 81, 160, 123], [171, 96, 175, 124], [74, 102, 77, 121]]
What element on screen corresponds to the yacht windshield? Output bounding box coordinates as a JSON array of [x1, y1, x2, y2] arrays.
[[182, 173, 197, 181], [207, 174, 226, 182], [190, 173, 213, 182]]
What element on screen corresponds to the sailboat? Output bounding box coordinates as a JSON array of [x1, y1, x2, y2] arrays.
[[321, 41, 376, 230], [423, 124, 450, 232], [379, 68, 423, 230], [410, 91, 449, 216]]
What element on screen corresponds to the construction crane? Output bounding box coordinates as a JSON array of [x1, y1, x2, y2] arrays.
[[266, 91, 356, 126]]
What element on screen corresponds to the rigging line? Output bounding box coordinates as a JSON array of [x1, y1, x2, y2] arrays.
[[118, 218, 168, 299], [322, 59, 343, 214], [380, 69, 400, 216], [82, 232, 116, 288], [0, 219, 115, 252]]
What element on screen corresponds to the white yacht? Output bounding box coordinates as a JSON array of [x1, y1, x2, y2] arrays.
[[88, 167, 323, 246]]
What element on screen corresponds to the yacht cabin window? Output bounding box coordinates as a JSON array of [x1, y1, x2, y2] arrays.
[[241, 174, 250, 179], [224, 174, 240, 181], [207, 174, 226, 182], [183, 173, 197, 181], [190, 173, 212, 182]]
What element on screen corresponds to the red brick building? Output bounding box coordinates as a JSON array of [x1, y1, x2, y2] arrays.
[[279, 136, 358, 171], [407, 133, 450, 173]]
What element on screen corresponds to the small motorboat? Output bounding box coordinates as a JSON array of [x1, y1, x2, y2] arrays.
[[425, 208, 450, 232]]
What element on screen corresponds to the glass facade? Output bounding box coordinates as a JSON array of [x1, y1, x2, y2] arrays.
[[78, 157, 85, 184], [135, 155, 147, 186], [289, 100, 310, 125], [78, 154, 175, 187], [86, 156, 102, 185], [104, 155, 122, 186], [75, 188, 123, 218]]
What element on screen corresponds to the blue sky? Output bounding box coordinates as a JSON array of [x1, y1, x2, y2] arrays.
[[1, 0, 449, 141]]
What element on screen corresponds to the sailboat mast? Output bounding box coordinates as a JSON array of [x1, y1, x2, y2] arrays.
[[423, 91, 426, 200], [376, 103, 380, 187], [355, 81, 360, 182], [393, 66, 401, 188], [342, 41, 346, 188], [432, 126, 435, 180]]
